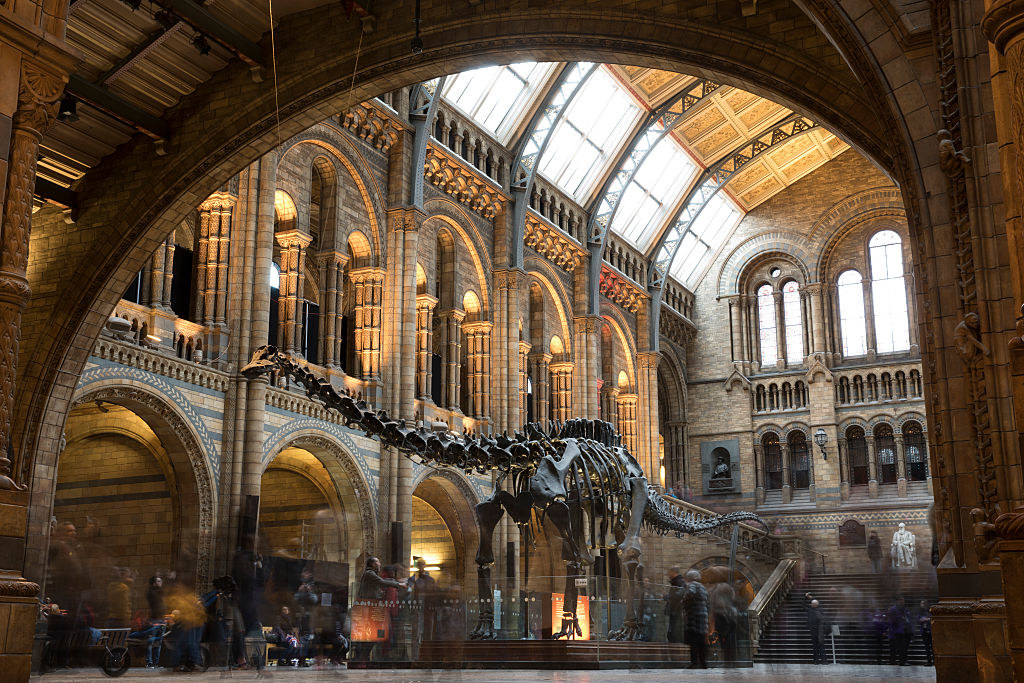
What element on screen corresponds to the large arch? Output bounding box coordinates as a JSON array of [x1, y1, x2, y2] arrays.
[[411, 467, 481, 586], [262, 431, 378, 561], [31, 384, 219, 589], [14, 4, 935, 508]]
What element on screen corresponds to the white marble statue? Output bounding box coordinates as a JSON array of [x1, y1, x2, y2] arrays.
[[890, 522, 917, 568]]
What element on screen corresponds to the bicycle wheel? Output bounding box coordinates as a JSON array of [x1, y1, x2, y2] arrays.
[[100, 647, 130, 677]]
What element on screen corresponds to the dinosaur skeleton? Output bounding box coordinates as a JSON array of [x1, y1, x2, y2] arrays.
[[241, 345, 766, 640]]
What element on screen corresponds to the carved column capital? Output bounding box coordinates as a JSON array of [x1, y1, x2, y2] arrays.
[[637, 351, 661, 369], [317, 249, 351, 269], [493, 268, 526, 292], [416, 293, 439, 311], [13, 60, 65, 138], [984, 0, 1024, 53], [274, 229, 313, 249], [573, 314, 602, 334]]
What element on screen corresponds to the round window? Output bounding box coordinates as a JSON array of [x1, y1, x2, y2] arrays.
[[769, 267, 782, 278]]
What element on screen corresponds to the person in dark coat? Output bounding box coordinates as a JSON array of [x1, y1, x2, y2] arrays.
[[681, 570, 709, 669], [664, 567, 685, 643], [887, 596, 912, 666], [807, 599, 828, 664], [918, 600, 933, 666], [146, 576, 165, 621], [710, 582, 739, 667], [867, 532, 882, 573], [358, 557, 405, 601]]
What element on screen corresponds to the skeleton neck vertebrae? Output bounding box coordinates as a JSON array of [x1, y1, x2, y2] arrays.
[[242, 345, 766, 640]]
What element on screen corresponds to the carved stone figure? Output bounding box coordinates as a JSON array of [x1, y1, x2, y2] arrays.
[[937, 128, 971, 177], [891, 522, 917, 568], [971, 506, 1000, 565], [709, 452, 732, 490], [954, 312, 990, 362], [241, 345, 767, 641]]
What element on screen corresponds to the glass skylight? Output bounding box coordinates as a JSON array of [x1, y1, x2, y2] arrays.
[[668, 193, 742, 286], [609, 136, 695, 248], [538, 67, 642, 200], [442, 62, 554, 142]]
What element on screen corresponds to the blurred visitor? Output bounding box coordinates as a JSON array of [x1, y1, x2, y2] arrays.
[[413, 557, 438, 642], [806, 598, 828, 664], [273, 605, 301, 666], [106, 567, 132, 628], [664, 567, 685, 644], [918, 599, 933, 666], [867, 532, 882, 574], [887, 596, 912, 666], [147, 576, 165, 621], [682, 569, 709, 669], [709, 581, 739, 666]]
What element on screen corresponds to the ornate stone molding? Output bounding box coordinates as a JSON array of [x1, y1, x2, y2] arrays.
[[524, 214, 587, 272], [0, 578, 40, 597], [92, 338, 230, 392], [424, 145, 505, 219], [996, 505, 1024, 539], [599, 265, 648, 314], [493, 268, 524, 292], [339, 101, 401, 154], [659, 307, 695, 347]]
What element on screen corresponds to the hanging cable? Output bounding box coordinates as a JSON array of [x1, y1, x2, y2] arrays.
[[268, 0, 282, 148]]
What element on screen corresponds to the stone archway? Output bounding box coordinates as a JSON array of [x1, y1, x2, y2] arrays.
[[30, 384, 218, 589], [411, 468, 480, 588]]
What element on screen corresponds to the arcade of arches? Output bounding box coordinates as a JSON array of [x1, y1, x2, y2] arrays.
[[4, 0, 1024, 679]]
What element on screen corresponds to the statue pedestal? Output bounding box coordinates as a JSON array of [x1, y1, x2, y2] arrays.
[[0, 570, 38, 683]]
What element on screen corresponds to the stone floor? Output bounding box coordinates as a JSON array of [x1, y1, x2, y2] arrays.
[[32, 664, 935, 681]]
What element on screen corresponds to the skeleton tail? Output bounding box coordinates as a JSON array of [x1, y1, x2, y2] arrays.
[[642, 487, 768, 537]]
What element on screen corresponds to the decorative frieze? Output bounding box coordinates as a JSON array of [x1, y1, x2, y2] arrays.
[[659, 306, 695, 347], [599, 265, 648, 314], [424, 145, 505, 219], [524, 213, 588, 272], [339, 101, 401, 153]]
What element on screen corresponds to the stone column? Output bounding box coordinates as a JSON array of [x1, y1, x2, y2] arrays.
[[0, 54, 68, 681], [774, 291, 786, 368], [753, 442, 765, 504], [146, 232, 172, 307], [416, 293, 438, 400], [463, 320, 492, 421], [616, 392, 639, 455], [518, 341, 532, 426], [530, 352, 552, 427], [895, 433, 908, 497], [838, 437, 850, 500], [806, 283, 826, 355], [549, 361, 574, 423], [350, 267, 385, 382], [865, 434, 879, 498], [728, 296, 744, 363], [904, 276, 920, 353], [437, 309, 466, 410], [861, 278, 877, 359], [601, 384, 619, 430], [781, 442, 792, 503], [573, 315, 601, 419], [994, 508, 1024, 681], [275, 229, 312, 354], [636, 351, 661, 484], [317, 251, 349, 369]]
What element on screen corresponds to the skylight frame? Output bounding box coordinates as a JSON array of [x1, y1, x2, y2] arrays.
[[667, 191, 743, 287], [440, 62, 556, 145]]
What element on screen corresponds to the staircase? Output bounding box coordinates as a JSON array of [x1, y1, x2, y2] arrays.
[[754, 571, 936, 665]]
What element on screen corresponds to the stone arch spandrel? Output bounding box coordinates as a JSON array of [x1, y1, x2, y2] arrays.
[[718, 235, 816, 297]]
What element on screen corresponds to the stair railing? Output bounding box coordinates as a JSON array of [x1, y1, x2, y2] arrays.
[[747, 558, 798, 654], [661, 494, 783, 563]]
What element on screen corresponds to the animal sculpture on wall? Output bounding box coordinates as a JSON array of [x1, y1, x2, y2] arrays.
[[242, 345, 766, 640]]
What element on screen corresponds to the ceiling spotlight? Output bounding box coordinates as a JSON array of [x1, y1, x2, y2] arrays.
[[57, 94, 78, 123], [192, 34, 211, 56]]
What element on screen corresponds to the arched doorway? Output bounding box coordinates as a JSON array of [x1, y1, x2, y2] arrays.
[[46, 386, 215, 625], [410, 472, 480, 590]]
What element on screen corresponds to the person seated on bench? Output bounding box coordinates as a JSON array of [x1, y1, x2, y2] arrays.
[[272, 606, 301, 666]]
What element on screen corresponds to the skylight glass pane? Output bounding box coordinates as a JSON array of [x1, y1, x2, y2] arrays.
[[538, 67, 642, 200], [610, 136, 696, 247], [667, 193, 742, 286], [442, 62, 553, 142]]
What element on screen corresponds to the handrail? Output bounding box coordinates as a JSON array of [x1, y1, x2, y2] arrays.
[[747, 558, 798, 654], [660, 493, 790, 563]]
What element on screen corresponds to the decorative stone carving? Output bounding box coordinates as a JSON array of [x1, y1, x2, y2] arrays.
[[599, 265, 647, 314], [659, 308, 694, 347], [972, 506, 1001, 565], [424, 145, 505, 219], [340, 102, 401, 153], [524, 214, 587, 272]]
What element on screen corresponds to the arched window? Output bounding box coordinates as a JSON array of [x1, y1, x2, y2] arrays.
[[837, 270, 867, 357], [782, 281, 803, 364], [763, 434, 783, 490], [838, 376, 850, 404], [757, 284, 778, 367], [869, 230, 910, 353], [847, 426, 869, 486], [875, 424, 897, 484], [788, 431, 810, 489], [268, 262, 281, 346], [904, 422, 928, 481]]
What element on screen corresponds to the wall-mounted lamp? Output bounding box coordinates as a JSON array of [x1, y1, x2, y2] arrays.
[[814, 428, 828, 460]]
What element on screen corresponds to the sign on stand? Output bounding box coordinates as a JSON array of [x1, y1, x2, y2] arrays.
[[551, 593, 590, 640]]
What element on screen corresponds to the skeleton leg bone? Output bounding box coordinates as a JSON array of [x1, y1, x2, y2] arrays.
[[546, 500, 585, 639], [469, 495, 506, 640], [610, 477, 648, 641]]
